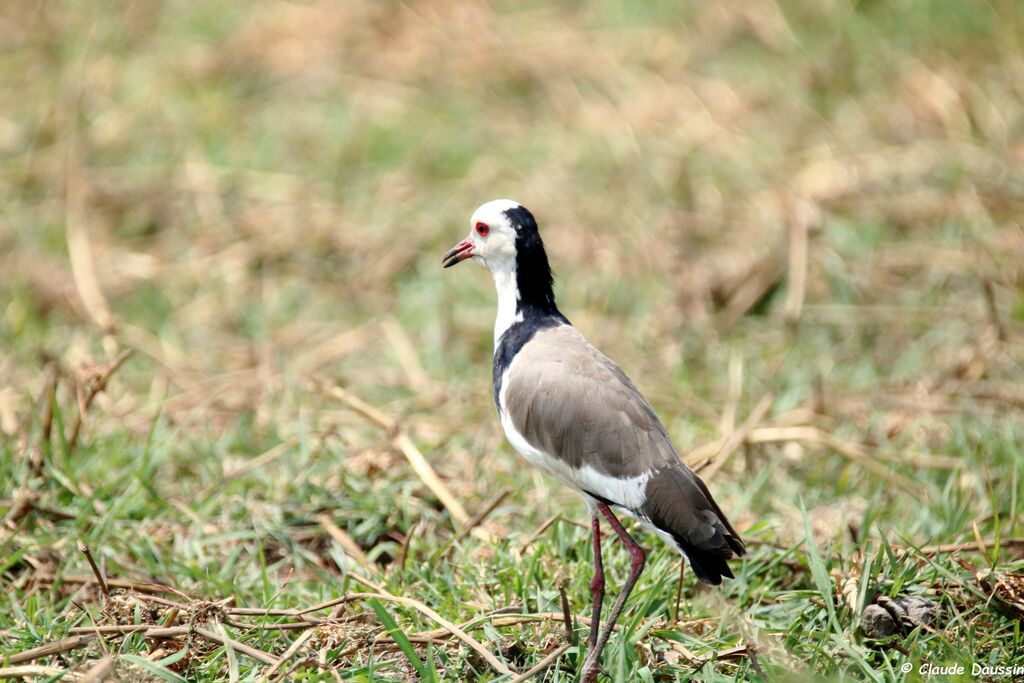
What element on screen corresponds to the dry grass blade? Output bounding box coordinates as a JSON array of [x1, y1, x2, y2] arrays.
[[669, 642, 749, 667], [261, 629, 316, 682], [382, 316, 434, 392], [816, 432, 920, 496], [317, 513, 382, 579], [507, 645, 570, 682], [299, 592, 514, 676], [65, 150, 115, 338], [436, 486, 510, 560], [718, 245, 787, 331], [981, 280, 1007, 342], [687, 423, 945, 493], [973, 521, 993, 565], [50, 623, 281, 668], [412, 612, 604, 642], [783, 196, 816, 325], [224, 440, 295, 480], [719, 351, 743, 436], [698, 393, 773, 480], [317, 382, 471, 526], [916, 538, 1024, 556], [68, 625, 175, 635], [193, 626, 277, 665]]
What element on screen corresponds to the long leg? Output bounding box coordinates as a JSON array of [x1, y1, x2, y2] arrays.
[[581, 503, 646, 683], [588, 515, 605, 651]]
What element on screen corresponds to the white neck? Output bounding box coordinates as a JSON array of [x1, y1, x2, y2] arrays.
[[491, 262, 522, 348]]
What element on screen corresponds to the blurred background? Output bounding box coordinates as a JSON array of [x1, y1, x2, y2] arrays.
[[2, 0, 1023, 680]]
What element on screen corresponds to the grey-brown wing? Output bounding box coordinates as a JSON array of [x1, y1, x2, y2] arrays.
[[504, 325, 679, 478], [504, 325, 745, 584]]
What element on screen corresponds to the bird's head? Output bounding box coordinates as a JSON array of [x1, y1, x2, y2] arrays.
[[441, 199, 538, 273], [443, 199, 557, 317]]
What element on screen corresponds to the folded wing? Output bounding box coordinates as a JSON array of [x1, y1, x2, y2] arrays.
[[504, 324, 745, 583]]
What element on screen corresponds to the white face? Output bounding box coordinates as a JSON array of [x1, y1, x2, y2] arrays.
[[467, 199, 520, 271], [441, 199, 523, 272]]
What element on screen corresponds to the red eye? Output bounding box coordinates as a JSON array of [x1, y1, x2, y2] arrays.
[[475, 222, 489, 237]]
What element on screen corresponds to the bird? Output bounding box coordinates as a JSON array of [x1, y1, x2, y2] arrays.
[[442, 199, 745, 682]]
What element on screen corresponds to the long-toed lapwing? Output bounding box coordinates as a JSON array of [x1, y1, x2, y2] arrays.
[[443, 199, 745, 681]]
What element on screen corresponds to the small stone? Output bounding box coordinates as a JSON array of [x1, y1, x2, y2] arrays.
[[861, 604, 898, 638], [894, 595, 938, 627]]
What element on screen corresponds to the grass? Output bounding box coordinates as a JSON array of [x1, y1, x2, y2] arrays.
[[2, 0, 1024, 680]]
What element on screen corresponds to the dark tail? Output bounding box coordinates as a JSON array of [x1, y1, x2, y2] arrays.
[[640, 466, 746, 585]]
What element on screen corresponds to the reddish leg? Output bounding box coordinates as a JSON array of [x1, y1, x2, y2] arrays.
[[581, 503, 646, 683], [588, 515, 605, 651]]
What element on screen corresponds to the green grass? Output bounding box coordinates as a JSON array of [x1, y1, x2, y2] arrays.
[[2, 0, 1024, 680]]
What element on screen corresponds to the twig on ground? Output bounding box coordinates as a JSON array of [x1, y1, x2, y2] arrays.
[[227, 607, 312, 617], [223, 619, 323, 632], [717, 244, 787, 331], [4, 490, 38, 530], [77, 541, 109, 597], [68, 625, 184, 635]]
